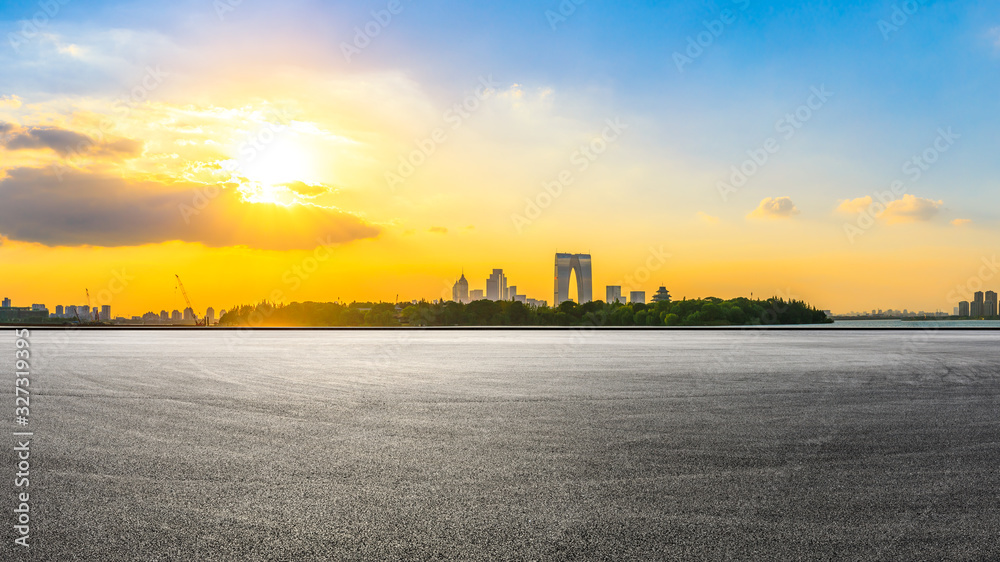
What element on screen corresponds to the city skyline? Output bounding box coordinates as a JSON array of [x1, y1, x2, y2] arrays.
[[2, 255, 984, 321]]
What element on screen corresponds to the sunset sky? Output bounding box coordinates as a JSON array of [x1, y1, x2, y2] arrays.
[[1, 0, 999, 316]]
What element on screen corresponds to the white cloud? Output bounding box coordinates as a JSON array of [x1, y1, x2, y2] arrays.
[[836, 194, 944, 225], [836, 196, 873, 214], [747, 197, 800, 220], [881, 195, 944, 224], [0, 95, 22, 109], [696, 211, 720, 225]]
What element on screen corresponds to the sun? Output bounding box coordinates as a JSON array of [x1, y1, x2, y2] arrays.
[[226, 133, 326, 204], [240, 136, 317, 186]]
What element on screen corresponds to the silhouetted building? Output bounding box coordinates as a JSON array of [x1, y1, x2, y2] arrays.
[[101, 305, 111, 322], [452, 273, 470, 304], [606, 286, 623, 304], [171, 310, 182, 322], [160, 310, 169, 321], [469, 290, 484, 301], [630, 291, 646, 304], [651, 287, 671, 303], [987, 291, 998, 317], [55, 305, 64, 317], [1, 298, 10, 308], [508, 286, 518, 301], [972, 291, 985, 317], [959, 301, 970, 317], [0, 306, 47, 322], [554, 253, 593, 306], [206, 307, 215, 325], [487, 269, 508, 301], [183, 307, 195, 323]]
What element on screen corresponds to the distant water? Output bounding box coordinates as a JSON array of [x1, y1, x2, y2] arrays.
[[830, 319, 1000, 328]]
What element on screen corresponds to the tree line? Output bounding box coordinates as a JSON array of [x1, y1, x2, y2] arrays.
[[218, 297, 832, 327]]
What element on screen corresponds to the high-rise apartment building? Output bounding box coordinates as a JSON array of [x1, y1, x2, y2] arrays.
[[469, 290, 484, 301], [1, 298, 10, 308], [206, 307, 216, 325], [972, 291, 985, 317], [986, 291, 998, 317], [959, 301, 970, 317], [606, 286, 623, 304], [101, 305, 112, 322], [630, 291, 646, 304]]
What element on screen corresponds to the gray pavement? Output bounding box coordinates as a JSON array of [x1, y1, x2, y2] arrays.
[[2, 330, 998, 560]]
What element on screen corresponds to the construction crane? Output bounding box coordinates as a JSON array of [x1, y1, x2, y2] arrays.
[[86, 289, 103, 323], [174, 274, 205, 326]]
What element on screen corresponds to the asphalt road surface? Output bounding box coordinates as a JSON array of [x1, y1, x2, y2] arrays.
[[2, 330, 998, 560]]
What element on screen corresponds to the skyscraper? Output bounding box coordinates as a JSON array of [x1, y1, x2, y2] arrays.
[[606, 286, 623, 304], [959, 301, 970, 317], [160, 310, 169, 321], [508, 286, 518, 301], [486, 269, 507, 301], [171, 310, 182, 322], [452, 273, 469, 304], [987, 291, 998, 317], [101, 305, 112, 322], [56, 305, 64, 317], [554, 253, 593, 306], [630, 291, 646, 304], [183, 307, 195, 323], [972, 291, 985, 317], [1, 298, 10, 308], [469, 290, 484, 301], [206, 307, 216, 325]]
